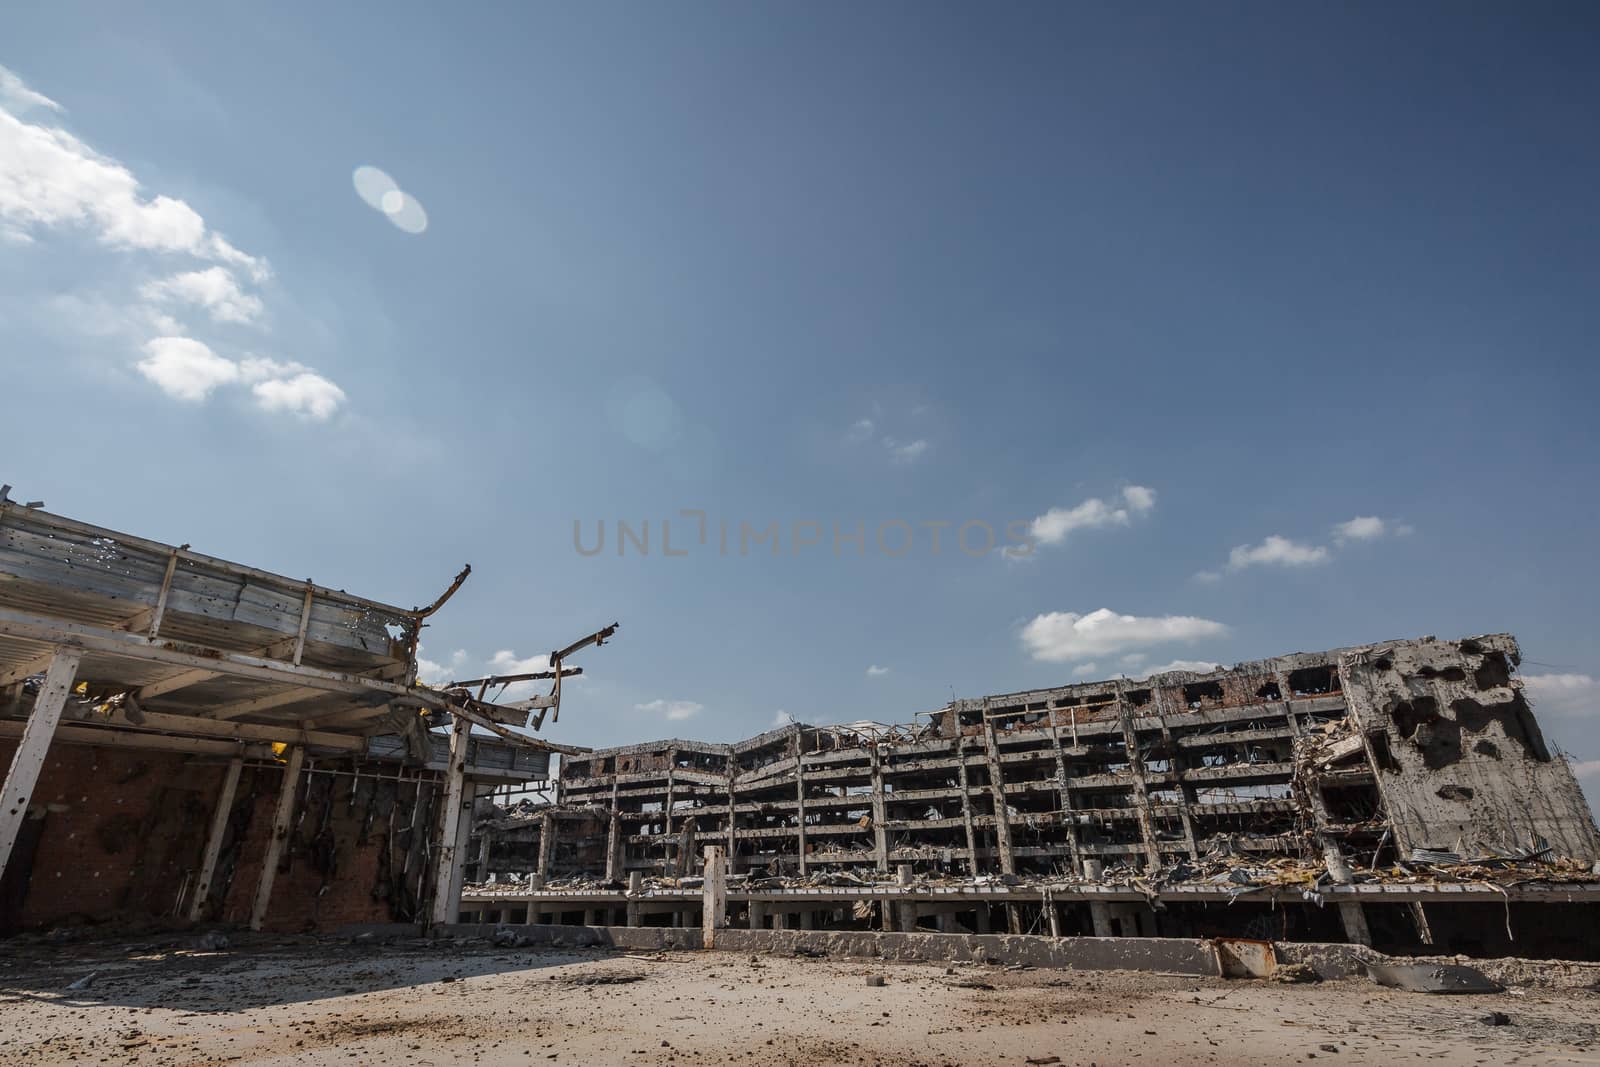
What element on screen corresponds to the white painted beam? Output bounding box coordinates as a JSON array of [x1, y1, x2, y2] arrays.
[[428, 716, 471, 927], [249, 745, 305, 931], [188, 757, 243, 921], [0, 649, 82, 883]]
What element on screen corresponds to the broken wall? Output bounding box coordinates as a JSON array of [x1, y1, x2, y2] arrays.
[[1339, 635, 1600, 861]]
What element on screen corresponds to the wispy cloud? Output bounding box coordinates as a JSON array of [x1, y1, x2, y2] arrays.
[[141, 266, 264, 324], [636, 698, 704, 722], [1523, 673, 1597, 719], [866, 664, 891, 677], [884, 438, 929, 464], [843, 410, 932, 465], [1020, 608, 1227, 662], [0, 62, 345, 419], [1139, 659, 1221, 676], [1332, 516, 1413, 544], [1228, 535, 1330, 570], [1026, 486, 1156, 549]]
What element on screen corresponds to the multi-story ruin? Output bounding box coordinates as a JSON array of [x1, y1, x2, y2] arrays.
[[464, 634, 1600, 958]]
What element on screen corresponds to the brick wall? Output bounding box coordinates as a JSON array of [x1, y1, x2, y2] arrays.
[[0, 741, 225, 927], [0, 740, 443, 932]]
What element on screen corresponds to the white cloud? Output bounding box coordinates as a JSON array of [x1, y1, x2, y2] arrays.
[[1192, 569, 1223, 584], [1027, 486, 1156, 548], [1070, 662, 1099, 677], [1332, 516, 1390, 544], [866, 664, 890, 677], [1523, 674, 1597, 719], [0, 64, 340, 418], [1141, 659, 1221, 677], [0, 64, 62, 114], [1119, 653, 1147, 667], [885, 437, 930, 464], [416, 645, 467, 686], [1228, 535, 1330, 570], [136, 337, 239, 402], [636, 698, 704, 722], [1122, 485, 1156, 513], [1569, 757, 1600, 778], [844, 412, 932, 464], [252, 372, 346, 419], [141, 266, 263, 324], [772, 710, 795, 727], [845, 418, 875, 443], [1020, 607, 1228, 662]]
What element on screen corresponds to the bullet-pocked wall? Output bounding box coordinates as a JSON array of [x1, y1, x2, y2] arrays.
[[0, 740, 446, 933]]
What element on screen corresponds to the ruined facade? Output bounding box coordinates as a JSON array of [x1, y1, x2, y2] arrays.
[[465, 634, 1600, 958], [0, 499, 596, 934]]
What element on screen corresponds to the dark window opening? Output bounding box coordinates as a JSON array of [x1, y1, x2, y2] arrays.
[[1183, 681, 1224, 708]]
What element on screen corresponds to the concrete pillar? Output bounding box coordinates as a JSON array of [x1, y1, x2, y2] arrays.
[[748, 899, 767, 929], [0, 649, 81, 884], [869, 748, 890, 872], [250, 745, 305, 931], [1088, 901, 1114, 937], [975, 906, 992, 934], [773, 910, 788, 931], [937, 912, 960, 934], [536, 812, 555, 882], [799, 910, 813, 930], [188, 756, 242, 921], [955, 738, 980, 875], [980, 710, 1016, 875], [1338, 901, 1372, 947], [1006, 904, 1023, 935], [702, 845, 727, 948], [795, 749, 808, 876], [1046, 898, 1061, 938]]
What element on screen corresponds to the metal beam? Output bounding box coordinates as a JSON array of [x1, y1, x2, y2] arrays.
[[0, 649, 81, 884]]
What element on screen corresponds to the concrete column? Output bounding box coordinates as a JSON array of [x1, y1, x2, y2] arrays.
[[0, 649, 81, 884], [980, 710, 1015, 875], [773, 910, 789, 931], [725, 768, 738, 873], [748, 899, 767, 929], [955, 738, 980, 874], [937, 912, 960, 934], [1045, 893, 1061, 938], [1045, 715, 1082, 868], [975, 906, 991, 934], [702, 844, 727, 948], [1088, 901, 1114, 938], [249, 745, 305, 931], [795, 751, 808, 876], [799, 910, 813, 930], [537, 812, 555, 882], [1112, 688, 1163, 870], [188, 755, 242, 921], [1338, 901, 1372, 947], [605, 811, 622, 882], [869, 747, 890, 872], [1006, 904, 1023, 934]]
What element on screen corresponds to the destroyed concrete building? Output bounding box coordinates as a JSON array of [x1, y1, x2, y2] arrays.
[[464, 634, 1600, 959], [0, 498, 608, 934]]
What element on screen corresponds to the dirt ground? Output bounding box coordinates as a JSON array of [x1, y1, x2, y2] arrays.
[[2, 932, 1599, 1066]]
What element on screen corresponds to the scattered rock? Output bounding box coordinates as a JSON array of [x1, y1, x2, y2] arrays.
[[865, 975, 885, 987], [1480, 1012, 1511, 1026], [195, 931, 231, 952], [1274, 963, 1321, 984], [65, 972, 98, 991]]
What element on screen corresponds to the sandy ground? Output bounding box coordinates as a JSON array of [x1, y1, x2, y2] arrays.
[[2, 933, 1598, 1066]]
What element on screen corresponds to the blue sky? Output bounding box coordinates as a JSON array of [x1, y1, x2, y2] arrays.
[[2, 4, 1597, 793]]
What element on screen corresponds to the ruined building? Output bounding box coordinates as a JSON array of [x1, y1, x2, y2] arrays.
[[464, 634, 1600, 959], [0, 498, 607, 934]]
